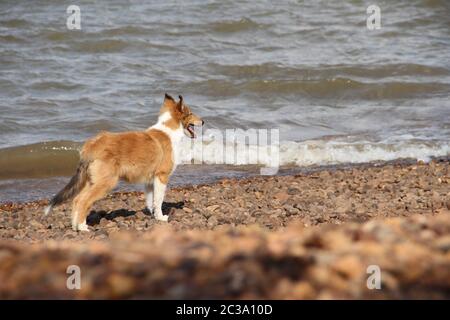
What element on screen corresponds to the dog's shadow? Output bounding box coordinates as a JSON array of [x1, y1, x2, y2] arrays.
[[87, 201, 184, 226]]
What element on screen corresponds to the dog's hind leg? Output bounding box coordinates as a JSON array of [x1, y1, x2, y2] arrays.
[[71, 185, 89, 231], [75, 177, 117, 231], [153, 175, 168, 222]]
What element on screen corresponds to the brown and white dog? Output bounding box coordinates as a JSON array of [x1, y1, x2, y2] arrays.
[[44, 94, 203, 231]]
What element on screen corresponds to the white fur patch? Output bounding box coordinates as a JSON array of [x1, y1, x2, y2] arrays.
[[71, 211, 79, 231], [153, 176, 168, 222], [145, 183, 154, 213], [150, 111, 184, 171], [77, 221, 89, 232]]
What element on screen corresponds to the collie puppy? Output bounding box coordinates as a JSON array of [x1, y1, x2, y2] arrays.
[[45, 94, 203, 231]]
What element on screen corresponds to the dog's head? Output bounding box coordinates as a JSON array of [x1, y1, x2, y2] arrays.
[[161, 93, 204, 138]]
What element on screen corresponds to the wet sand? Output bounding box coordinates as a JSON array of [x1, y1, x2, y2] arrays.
[[0, 159, 449, 298]]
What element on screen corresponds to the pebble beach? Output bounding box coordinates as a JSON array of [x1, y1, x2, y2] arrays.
[[0, 159, 448, 298]]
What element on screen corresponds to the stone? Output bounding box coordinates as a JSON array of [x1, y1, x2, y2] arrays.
[[183, 207, 193, 213]]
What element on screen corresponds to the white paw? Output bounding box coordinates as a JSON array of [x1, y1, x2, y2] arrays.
[[146, 207, 154, 214], [77, 222, 90, 232], [44, 205, 53, 216], [155, 214, 168, 222]]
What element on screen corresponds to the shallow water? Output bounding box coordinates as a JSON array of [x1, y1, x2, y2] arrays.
[[0, 0, 449, 201]]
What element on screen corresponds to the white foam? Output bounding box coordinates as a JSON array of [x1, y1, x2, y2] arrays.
[[178, 134, 449, 167]]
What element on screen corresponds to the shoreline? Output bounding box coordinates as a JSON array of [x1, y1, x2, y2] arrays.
[[1, 156, 448, 204]]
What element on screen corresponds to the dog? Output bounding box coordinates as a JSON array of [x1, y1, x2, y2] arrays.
[[44, 94, 204, 231]]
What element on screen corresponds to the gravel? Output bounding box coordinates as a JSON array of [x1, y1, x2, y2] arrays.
[[0, 159, 448, 298]]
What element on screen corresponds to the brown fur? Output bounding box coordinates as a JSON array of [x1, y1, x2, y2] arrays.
[[72, 129, 173, 226], [46, 94, 203, 231]]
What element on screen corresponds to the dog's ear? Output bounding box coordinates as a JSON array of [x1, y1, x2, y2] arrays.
[[177, 95, 185, 112], [164, 93, 175, 102]]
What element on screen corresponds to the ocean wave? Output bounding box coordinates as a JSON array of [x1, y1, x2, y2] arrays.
[[208, 62, 450, 80], [2, 137, 446, 181], [0, 141, 80, 180], [71, 39, 129, 53], [101, 26, 154, 36], [0, 35, 26, 43], [0, 18, 30, 28], [187, 77, 450, 99], [29, 81, 84, 91], [209, 18, 267, 33], [179, 135, 450, 167]]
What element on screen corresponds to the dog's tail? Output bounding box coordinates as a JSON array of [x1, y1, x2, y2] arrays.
[[44, 160, 90, 215]]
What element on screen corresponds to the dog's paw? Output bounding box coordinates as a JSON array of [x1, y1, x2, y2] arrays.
[[77, 222, 90, 232], [44, 205, 53, 216], [155, 214, 169, 222]]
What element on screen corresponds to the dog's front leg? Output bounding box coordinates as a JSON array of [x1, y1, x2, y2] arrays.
[[144, 182, 154, 214], [153, 176, 168, 222]]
